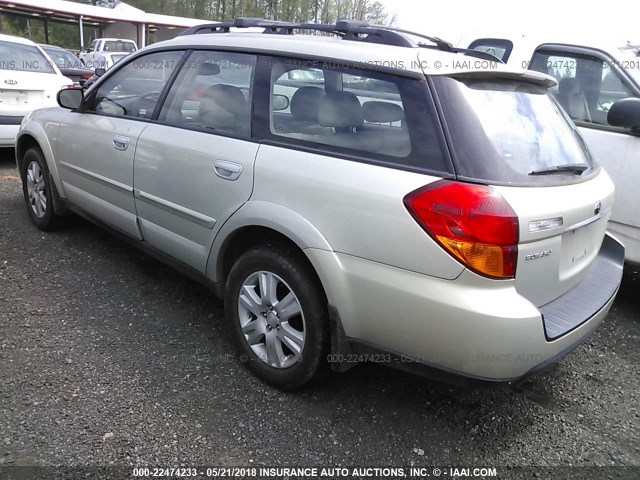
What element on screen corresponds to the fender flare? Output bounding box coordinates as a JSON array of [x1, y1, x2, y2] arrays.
[[16, 124, 65, 199], [206, 200, 333, 283]]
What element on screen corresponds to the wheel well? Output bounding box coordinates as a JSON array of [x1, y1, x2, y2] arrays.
[[220, 226, 318, 285], [15, 135, 41, 173]]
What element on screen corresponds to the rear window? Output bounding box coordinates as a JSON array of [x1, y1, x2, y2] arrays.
[[0, 41, 55, 74], [433, 76, 597, 186], [103, 41, 137, 53], [42, 47, 82, 69]]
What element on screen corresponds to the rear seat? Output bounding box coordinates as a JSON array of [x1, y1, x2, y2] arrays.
[[280, 92, 411, 158]]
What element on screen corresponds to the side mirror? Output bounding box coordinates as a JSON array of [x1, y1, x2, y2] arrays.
[[95, 67, 106, 77], [57, 87, 84, 110], [272, 94, 290, 112], [608, 97, 640, 133]]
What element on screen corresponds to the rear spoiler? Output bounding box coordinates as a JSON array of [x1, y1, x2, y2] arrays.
[[450, 70, 557, 88]]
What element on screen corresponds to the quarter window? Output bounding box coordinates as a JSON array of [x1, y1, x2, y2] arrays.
[[266, 57, 448, 172], [469, 38, 513, 62], [91, 51, 183, 119], [531, 50, 638, 127], [159, 50, 256, 138]]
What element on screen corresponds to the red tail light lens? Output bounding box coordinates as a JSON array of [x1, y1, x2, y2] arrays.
[[404, 180, 519, 279]]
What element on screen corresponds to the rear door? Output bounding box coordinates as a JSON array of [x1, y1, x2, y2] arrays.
[[431, 74, 615, 307], [529, 46, 640, 263], [56, 50, 184, 238], [133, 50, 259, 272]]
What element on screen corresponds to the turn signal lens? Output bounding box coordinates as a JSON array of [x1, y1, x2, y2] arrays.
[[404, 181, 519, 279]]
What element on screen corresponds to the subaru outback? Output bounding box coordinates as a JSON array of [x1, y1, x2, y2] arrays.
[[16, 18, 625, 389]]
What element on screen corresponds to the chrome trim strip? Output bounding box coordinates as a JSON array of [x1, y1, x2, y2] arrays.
[[136, 189, 216, 229], [59, 161, 133, 194], [565, 207, 612, 232]]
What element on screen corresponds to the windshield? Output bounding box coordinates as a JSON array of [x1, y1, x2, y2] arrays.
[[103, 41, 136, 53], [111, 54, 128, 64], [0, 41, 55, 74], [433, 77, 596, 186], [42, 47, 82, 69]]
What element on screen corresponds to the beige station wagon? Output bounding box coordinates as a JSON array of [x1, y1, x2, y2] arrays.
[[16, 18, 624, 389]]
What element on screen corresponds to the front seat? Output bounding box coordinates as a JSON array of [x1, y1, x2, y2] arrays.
[[198, 84, 249, 136], [557, 78, 592, 122]]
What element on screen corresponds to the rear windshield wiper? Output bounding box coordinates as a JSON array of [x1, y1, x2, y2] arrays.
[[529, 164, 589, 176]]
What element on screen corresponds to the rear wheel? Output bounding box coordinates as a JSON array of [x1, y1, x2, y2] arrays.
[[225, 245, 329, 390], [20, 147, 65, 230]]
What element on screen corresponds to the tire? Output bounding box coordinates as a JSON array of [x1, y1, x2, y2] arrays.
[[224, 245, 329, 390], [20, 147, 65, 231]]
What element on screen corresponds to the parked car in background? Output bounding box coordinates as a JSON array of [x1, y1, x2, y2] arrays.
[[91, 52, 131, 70], [40, 44, 94, 87], [79, 38, 137, 69], [462, 31, 640, 264], [0, 34, 74, 148], [16, 19, 624, 390]]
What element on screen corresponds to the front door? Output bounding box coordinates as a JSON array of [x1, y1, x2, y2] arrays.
[[56, 50, 184, 238]]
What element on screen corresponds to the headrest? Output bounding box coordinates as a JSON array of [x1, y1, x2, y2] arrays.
[[290, 87, 324, 122], [318, 92, 364, 128], [200, 84, 246, 114], [362, 101, 405, 123]]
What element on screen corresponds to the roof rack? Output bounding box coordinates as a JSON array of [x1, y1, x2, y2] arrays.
[[179, 18, 503, 62]]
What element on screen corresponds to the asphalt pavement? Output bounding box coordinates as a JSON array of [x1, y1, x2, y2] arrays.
[[0, 150, 638, 478]]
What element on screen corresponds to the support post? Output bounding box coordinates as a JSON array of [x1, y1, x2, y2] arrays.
[[79, 15, 84, 48]]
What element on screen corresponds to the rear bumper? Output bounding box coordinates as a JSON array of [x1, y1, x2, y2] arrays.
[[307, 233, 625, 384], [0, 118, 21, 147], [541, 234, 624, 340]]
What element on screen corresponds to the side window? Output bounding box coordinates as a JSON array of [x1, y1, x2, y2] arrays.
[[91, 51, 183, 119], [469, 38, 513, 62], [159, 50, 256, 138], [531, 50, 638, 127], [266, 57, 449, 172], [88, 40, 98, 52]]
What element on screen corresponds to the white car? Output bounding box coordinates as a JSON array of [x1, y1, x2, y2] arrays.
[[0, 34, 74, 148], [92, 52, 131, 70], [461, 31, 640, 264]]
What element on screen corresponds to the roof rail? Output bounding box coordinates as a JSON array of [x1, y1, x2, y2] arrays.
[[179, 18, 503, 62]]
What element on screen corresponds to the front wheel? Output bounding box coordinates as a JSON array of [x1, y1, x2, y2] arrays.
[[224, 246, 329, 390], [20, 147, 65, 230]]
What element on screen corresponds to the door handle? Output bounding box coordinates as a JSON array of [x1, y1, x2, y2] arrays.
[[113, 135, 130, 151], [214, 160, 242, 181]]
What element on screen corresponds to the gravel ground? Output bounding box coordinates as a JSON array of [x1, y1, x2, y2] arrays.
[[0, 150, 638, 478]]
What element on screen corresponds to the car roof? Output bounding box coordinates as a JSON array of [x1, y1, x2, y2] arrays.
[[40, 44, 70, 51], [0, 33, 39, 46], [98, 38, 137, 43], [150, 31, 550, 81], [464, 29, 640, 53]]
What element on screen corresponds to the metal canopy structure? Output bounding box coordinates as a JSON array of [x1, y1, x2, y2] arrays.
[[0, 0, 206, 47]]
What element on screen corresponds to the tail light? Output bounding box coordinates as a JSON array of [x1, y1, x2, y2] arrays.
[[404, 180, 519, 279]]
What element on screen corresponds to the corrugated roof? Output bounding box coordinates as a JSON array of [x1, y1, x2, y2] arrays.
[[0, 0, 206, 28]]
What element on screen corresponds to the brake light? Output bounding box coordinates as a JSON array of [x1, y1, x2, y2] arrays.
[[404, 181, 519, 279]]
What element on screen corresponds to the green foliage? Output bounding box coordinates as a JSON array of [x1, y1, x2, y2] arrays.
[[0, 0, 388, 49]]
